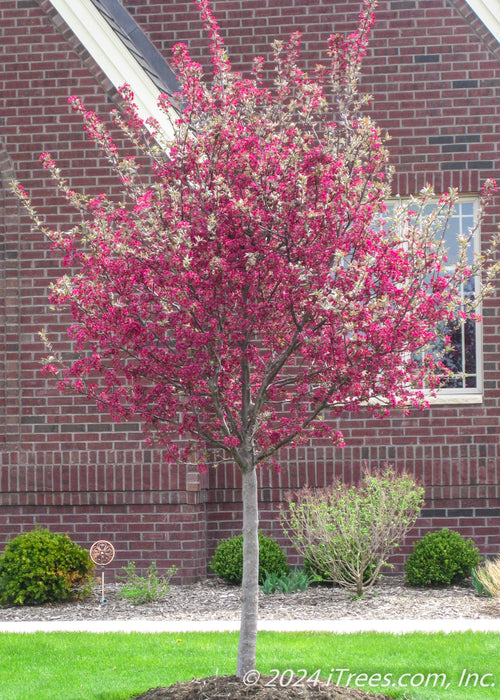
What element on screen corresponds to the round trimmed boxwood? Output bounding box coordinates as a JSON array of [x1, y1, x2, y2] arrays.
[[405, 528, 481, 587], [210, 532, 289, 585], [0, 527, 95, 606]]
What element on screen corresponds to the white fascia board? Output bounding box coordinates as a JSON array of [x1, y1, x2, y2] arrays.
[[464, 0, 500, 43], [49, 0, 175, 140]]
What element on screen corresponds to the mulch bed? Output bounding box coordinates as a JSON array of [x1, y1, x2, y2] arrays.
[[131, 675, 392, 699]]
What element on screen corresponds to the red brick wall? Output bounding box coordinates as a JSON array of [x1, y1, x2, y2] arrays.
[[1, 0, 499, 582], [0, 0, 209, 581]]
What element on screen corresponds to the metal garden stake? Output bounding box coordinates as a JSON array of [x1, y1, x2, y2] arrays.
[[89, 540, 115, 604]]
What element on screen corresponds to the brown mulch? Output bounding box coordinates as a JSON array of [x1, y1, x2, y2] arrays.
[[1, 574, 497, 622], [131, 675, 393, 700]]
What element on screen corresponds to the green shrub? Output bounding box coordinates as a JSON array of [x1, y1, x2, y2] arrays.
[[0, 527, 95, 606], [405, 528, 481, 587], [282, 467, 424, 596], [210, 532, 289, 585]]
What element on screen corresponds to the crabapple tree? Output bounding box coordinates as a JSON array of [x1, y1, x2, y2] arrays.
[[15, 0, 498, 678]]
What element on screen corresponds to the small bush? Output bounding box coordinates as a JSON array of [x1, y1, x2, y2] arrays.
[[0, 527, 95, 606], [117, 561, 177, 604], [210, 532, 289, 585], [282, 467, 424, 596], [405, 529, 481, 587], [472, 556, 500, 598]]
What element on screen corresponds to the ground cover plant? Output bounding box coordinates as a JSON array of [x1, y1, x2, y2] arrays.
[[117, 562, 177, 605], [0, 631, 498, 700], [260, 566, 316, 594], [15, 0, 500, 679]]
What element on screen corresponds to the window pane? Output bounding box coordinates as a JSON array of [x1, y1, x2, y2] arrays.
[[384, 198, 479, 392], [437, 203, 478, 390], [444, 203, 475, 265]]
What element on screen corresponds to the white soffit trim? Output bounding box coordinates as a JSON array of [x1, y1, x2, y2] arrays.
[[464, 0, 500, 43], [49, 0, 175, 140]]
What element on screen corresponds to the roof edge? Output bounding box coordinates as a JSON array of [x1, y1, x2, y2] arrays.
[[463, 0, 500, 43], [48, 0, 175, 139]]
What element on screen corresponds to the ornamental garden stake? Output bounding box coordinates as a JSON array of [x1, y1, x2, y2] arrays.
[[89, 540, 115, 605]]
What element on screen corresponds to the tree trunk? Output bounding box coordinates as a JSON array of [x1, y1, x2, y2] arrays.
[[236, 467, 259, 678]]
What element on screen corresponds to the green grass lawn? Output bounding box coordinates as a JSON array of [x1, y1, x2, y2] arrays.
[[0, 631, 498, 700]]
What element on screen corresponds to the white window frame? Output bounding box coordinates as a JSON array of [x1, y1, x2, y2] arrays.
[[386, 196, 483, 405]]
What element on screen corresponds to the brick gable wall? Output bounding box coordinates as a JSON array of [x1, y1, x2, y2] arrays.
[[0, 0, 499, 582]]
